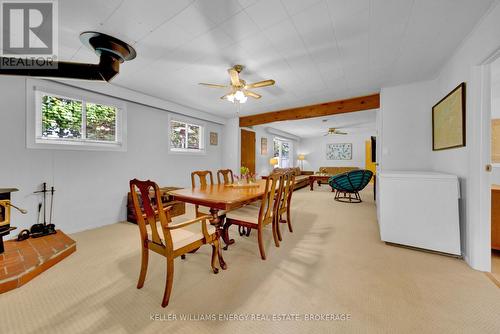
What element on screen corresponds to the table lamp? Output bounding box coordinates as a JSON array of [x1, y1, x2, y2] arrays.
[[298, 154, 305, 170]]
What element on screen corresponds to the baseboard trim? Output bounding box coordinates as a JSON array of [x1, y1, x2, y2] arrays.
[[385, 242, 463, 259]]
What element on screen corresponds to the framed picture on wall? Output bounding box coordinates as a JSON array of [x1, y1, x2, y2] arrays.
[[432, 82, 466, 151], [326, 143, 352, 160], [261, 137, 268, 155], [209, 132, 218, 146]]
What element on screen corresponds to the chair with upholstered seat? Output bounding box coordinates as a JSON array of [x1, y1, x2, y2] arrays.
[[129, 179, 220, 307], [328, 170, 373, 203], [217, 169, 234, 185], [223, 172, 283, 260], [276, 170, 296, 242]]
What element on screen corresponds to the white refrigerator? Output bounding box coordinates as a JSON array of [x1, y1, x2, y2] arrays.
[[377, 171, 461, 256]]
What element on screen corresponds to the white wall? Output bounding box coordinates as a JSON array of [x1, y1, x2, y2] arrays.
[[492, 57, 500, 119], [298, 133, 374, 172], [379, 80, 435, 171], [0, 77, 223, 234], [428, 4, 500, 271], [378, 0, 500, 270], [222, 117, 240, 173]]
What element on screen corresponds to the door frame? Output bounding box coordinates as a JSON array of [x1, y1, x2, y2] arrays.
[[476, 48, 500, 271]]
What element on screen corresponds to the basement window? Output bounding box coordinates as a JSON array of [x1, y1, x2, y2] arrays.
[[169, 118, 205, 153], [27, 81, 127, 151]]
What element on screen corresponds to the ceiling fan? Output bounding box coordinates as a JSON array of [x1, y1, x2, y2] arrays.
[[324, 127, 348, 136], [199, 65, 275, 103]]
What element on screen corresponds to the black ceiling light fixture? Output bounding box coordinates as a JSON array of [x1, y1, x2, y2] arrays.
[[0, 31, 136, 82]]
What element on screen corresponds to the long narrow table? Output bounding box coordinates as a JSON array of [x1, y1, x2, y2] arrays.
[[169, 180, 267, 269]]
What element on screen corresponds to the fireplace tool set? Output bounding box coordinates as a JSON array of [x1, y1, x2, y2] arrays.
[[17, 183, 56, 241]]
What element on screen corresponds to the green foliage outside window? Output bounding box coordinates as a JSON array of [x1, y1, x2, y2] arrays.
[[42, 95, 82, 138], [41, 95, 117, 142], [170, 120, 202, 150], [86, 103, 117, 141], [170, 121, 187, 149], [187, 125, 200, 149]]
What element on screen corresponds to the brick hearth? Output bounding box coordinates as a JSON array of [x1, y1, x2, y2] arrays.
[[0, 230, 76, 293]]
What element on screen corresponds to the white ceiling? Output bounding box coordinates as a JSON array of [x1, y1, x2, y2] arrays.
[[267, 109, 377, 138], [60, 0, 494, 118]]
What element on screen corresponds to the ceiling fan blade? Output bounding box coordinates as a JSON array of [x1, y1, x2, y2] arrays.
[[199, 83, 227, 88], [335, 131, 348, 135], [228, 68, 241, 87], [245, 90, 261, 99], [245, 79, 275, 89]]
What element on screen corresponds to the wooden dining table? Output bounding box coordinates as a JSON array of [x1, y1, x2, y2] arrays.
[[169, 180, 267, 270]]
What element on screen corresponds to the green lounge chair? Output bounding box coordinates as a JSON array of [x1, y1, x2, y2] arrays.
[[329, 170, 373, 203]]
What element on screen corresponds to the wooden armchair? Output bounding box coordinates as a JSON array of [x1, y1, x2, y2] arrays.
[[223, 173, 284, 260], [217, 169, 234, 185], [129, 179, 220, 308], [191, 170, 216, 217], [276, 170, 296, 242]]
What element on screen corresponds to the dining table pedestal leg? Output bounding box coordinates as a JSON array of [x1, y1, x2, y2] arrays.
[[209, 208, 227, 270], [221, 217, 236, 250]]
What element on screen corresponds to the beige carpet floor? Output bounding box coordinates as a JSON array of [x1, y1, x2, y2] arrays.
[[1, 185, 500, 334]]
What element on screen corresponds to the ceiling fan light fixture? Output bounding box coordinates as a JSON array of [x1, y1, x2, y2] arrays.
[[234, 90, 245, 100], [200, 65, 275, 104], [225, 90, 247, 103]]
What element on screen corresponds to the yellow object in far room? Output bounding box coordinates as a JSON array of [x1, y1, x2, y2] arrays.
[[365, 140, 376, 183], [269, 157, 278, 167]]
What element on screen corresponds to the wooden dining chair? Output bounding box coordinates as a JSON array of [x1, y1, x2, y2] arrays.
[[129, 179, 220, 308], [191, 170, 214, 188], [191, 170, 215, 217], [217, 169, 234, 185], [223, 172, 284, 260], [275, 170, 296, 242]]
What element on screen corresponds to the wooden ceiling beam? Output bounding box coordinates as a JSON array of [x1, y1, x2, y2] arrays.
[[239, 93, 380, 127]]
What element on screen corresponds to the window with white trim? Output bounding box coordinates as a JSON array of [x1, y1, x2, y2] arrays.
[[169, 119, 205, 153], [32, 88, 125, 150], [273, 138, 291, 168]]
